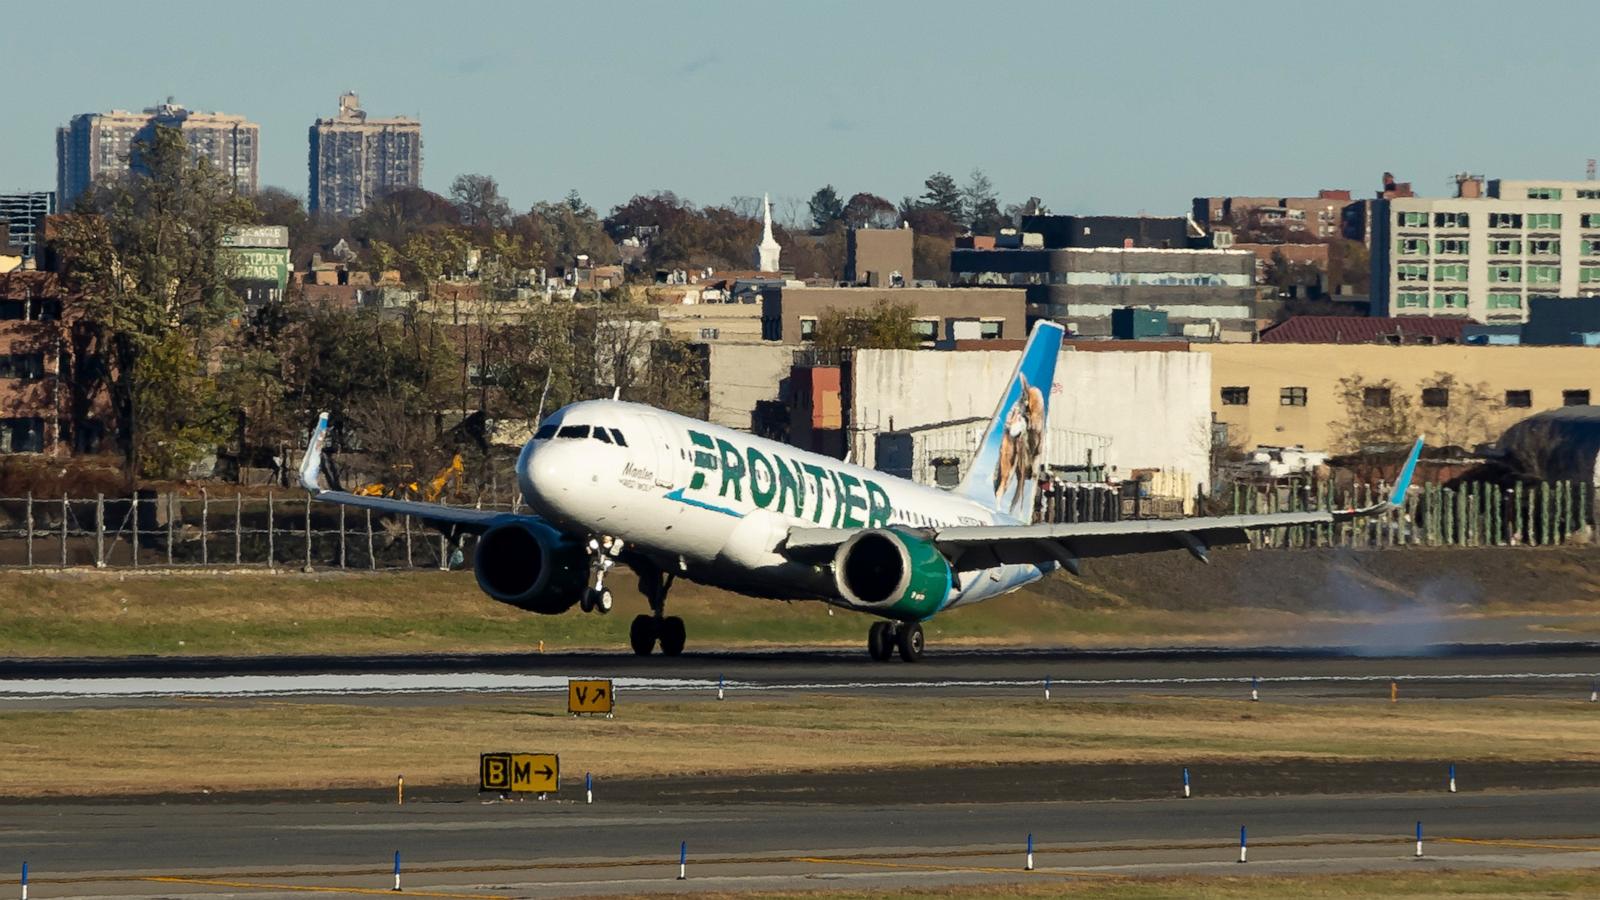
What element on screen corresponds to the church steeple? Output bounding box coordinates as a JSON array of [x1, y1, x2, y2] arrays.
[[755, 193, 782, 272]]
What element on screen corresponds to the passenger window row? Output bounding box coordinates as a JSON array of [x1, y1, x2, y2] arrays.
[[534, 423, 628, 446]]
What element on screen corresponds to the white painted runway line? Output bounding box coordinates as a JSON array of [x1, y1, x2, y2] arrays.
[[0, 670, 1595, 700]]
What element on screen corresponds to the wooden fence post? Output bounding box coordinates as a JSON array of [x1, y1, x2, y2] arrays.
[[59, 493, 68, 567], [166, 493, 174, 565], [131, 492, 140, 568], [266, 490, 275, 568], [94, 493, 105, 568], [339, 505, 347, 569], [234, 493, 243, 565], [304, 495, 313, 571], [24, 492, 33, 568], [366, 508, 375, 570], [200, 488, 209, 566]]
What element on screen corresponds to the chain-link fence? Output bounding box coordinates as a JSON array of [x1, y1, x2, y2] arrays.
[[0, 491, 524, 570]]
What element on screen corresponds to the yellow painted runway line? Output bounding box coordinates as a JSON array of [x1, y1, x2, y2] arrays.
[[143, 875, 507, 898], [796, 856, 1126, 879], [1440, 837, 1600, 853]]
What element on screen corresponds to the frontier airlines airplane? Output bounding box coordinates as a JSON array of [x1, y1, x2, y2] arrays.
[[299, 322, 1422, 661]]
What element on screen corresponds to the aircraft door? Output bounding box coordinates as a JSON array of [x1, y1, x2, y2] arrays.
[[639, 415, 679, 490]]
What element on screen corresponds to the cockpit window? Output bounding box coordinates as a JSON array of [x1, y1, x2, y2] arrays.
[[534, 424, 557, 440], [556, 425, 590, 439], [593, 428, 613, 444], [609, 428, 628, 446]]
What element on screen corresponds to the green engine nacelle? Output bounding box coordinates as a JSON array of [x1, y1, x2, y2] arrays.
[[832, 528, 953, 621]]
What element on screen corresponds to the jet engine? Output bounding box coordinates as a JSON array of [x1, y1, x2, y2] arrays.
[[832, 529, 953, 621], [473, 519, 589, 614]]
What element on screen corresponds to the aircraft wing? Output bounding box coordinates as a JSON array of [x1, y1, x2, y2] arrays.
[[297, 413, 506, 535], [785, 437, 1423, 573]]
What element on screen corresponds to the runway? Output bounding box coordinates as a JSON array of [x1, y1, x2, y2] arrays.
[[1, 643, 1597, 703], [4, 790, 1600, 897]]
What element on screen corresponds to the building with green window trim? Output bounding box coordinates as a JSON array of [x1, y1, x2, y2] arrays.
[[1372, 176, 1600, 323]]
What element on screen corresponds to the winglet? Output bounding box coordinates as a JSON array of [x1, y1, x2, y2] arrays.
[[299, 412, 330, 494], [1386, 436, 1424, 508]]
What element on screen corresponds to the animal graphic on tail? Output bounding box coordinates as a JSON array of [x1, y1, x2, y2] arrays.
[[993, 373, 1046, 517]]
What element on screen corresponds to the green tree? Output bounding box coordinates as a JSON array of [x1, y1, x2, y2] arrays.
[[961, 168, 1005, 232], [918, 171, 964, 221], [812, 301, 921, 351], [807, 185, 845, 232], [52, 124, 255, 480]]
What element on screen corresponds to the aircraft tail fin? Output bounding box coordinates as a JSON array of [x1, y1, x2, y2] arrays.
[[955, 321, 1065, 519]]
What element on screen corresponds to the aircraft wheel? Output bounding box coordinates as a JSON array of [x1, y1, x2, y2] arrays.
[[596, 589, 613, 615], [896, 622, 924, 663], [867, 622, 893, 661], [659, 616, 687, 657], [579, 591, 595, 613], [629, 614, 657, 656]]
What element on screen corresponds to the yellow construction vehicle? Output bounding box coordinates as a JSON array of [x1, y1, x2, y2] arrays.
[[353, 454, 464, 502]]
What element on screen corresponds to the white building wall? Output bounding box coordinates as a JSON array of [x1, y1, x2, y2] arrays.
[[850, 349, 1212, 489], [706, 343, 794, 431]]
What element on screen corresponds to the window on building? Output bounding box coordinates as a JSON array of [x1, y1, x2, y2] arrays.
[[0, 301, 23, 321], [1584, 240, 1600, 256], [1489, 238, 1523, 255], [1434, 211, 1469, 228], [1220, 386, 1249, 406], [1279, 386, 1307, 407], [1527, 187, 1563, 200], [1489, 212, 1523, 229], [1583, 213, 1600, 229], [1505, 389, 1532, 408], [0, 353, 44, 381], [912, 319, 938, 341], [1527, 213, 1562, 230], [1579, 189, 1600, 200], [1396, 292, 1430, 309], [1364, 387, 1392, 408], [798, 317, 817, 341], [699, 327, 719, 340], [1528, 238, 1560, 256], [1489, 265, 1522, 283], [1421, 387, 1449, 408], [1397, 211, 1429, 227], [1528, 265, 1561, 284], [1435, 292, 1469, 309], [0, 418, 45, 454], [1564, 389, 1591, 406], [1398, 237, 1429, 255], [1434, 264, 1469, 282], [1487, 292, 1523, 309], [761, 317, 781, 341], [1434, 238, 1469, 255], [1397, 264, 1430, 282], [980, 319, 1003, 339]]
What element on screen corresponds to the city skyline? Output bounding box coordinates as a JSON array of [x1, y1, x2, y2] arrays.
[[5, 0, 1600, 217]]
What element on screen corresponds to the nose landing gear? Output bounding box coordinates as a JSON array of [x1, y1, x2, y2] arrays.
[[580, 536, 620, 614], [866, 620, 923, 662]]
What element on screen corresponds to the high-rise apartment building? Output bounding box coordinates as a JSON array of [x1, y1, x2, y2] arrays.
[[56, 102, 259, 206], [1371, 175, 1600, 324], [0, 191, 55, 260], [308, 93, 422, 217]]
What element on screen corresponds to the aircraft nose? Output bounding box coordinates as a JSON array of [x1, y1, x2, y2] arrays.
[[520, 441, 572, 515]]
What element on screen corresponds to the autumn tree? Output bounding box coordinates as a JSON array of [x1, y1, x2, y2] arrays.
[[450, 173, 513, 230], [812, 301, 922, 351], [1331, 374, 1417, 455], [51, 124, 256, 480], [1416, 371, 1499, 451], [841, 192, 898, 230]]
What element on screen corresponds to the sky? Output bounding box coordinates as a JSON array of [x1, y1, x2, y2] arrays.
[[4, 0, 1597, 222]]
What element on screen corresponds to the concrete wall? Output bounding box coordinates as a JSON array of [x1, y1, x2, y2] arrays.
[[704, 342, 795, 431], [846, 228, 914, 286], [1201, 343, 1600, 452], [657, 303, 763, 342], [849, 348, 1213, 490]]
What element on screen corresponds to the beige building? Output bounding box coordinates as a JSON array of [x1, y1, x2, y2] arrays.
[[761, 286, 1026, 344], [57, 102, 259, 204], [846, 227, 914, 286], [657, 303, 763, 343], [1201, 343, 1599, 452], [1371, 176, 1600, 324], [308, 92, 422, 217]]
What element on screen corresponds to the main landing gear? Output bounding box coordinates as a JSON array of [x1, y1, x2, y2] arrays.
[[579, 536, 619, 614], [629, 563, 685, 657], [867, 620, 924, 662]]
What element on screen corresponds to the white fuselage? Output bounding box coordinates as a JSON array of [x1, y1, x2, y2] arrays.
[[518, 400, 1050, 612]]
